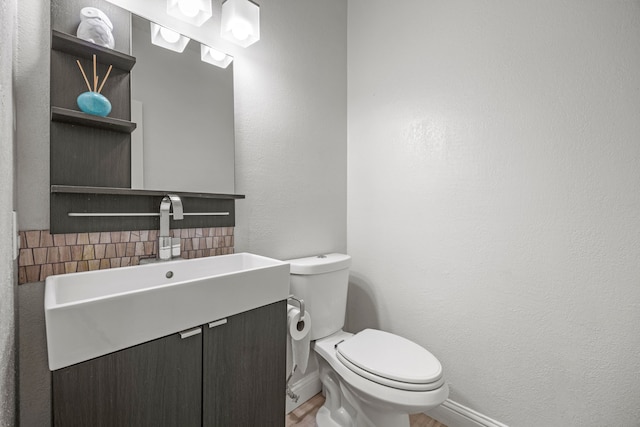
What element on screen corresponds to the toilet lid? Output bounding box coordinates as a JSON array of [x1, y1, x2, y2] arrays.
[[336, 329, 443, 390]]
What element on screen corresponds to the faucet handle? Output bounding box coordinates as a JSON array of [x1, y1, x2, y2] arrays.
[[158, 236, 172, 260], [171, 237, 181, 258]]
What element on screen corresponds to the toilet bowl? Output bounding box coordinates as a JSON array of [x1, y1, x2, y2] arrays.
[[315, 330, 449, 426], [287, 253, 448, 427]]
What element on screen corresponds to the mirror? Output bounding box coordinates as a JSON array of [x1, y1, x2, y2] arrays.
[[130, 14, 235, 194]]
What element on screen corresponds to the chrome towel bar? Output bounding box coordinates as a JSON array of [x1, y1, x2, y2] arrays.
[[67, 212, 230, 217]]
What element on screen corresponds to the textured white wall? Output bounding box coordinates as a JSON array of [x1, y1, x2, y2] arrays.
[[15, 0, 50, 230], [0, 0, 17, 424], [347, 1, 640, 426], [14, 1, 51, 422], [233, 0, 348, 259]]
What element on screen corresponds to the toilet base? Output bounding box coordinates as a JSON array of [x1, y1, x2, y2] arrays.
[[316, 357, 411, 427], [316, 406, 348, 427]]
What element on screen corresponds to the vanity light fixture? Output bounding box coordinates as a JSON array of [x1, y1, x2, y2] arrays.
[[201, 45, 233, 68], [221, 0, 260, 48], [167, 0, 213, 26], [150, 22, 191, 53]]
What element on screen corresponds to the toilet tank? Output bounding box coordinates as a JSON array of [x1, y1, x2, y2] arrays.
[[288, 253, 351, 340]]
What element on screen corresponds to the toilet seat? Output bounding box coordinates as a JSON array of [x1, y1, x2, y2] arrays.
[[335, 329, 444, 391]]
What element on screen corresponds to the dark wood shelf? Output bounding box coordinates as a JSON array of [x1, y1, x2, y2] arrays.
[[51, 185, 246, 200], [51, 107, 137, 133], [51, 30, 136, 71], [50, 187, 240, 234]]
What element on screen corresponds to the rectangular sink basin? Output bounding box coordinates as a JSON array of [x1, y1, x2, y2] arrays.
[[45, 253, 290, 370]]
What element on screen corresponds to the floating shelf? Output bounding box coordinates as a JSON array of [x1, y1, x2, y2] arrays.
[[50, 186, 244, 234], [51, 185, 246, 200], [51, 107, 137, 134], [51, 30, 136, 71]]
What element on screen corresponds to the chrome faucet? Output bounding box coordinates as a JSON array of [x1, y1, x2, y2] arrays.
[[158, 194, 184, 260]]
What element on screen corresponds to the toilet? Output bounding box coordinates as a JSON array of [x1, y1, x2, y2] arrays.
[[288, 253, 449, 427]]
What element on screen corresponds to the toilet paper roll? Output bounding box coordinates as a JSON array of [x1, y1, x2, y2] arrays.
[[287, 304, 312, 374]]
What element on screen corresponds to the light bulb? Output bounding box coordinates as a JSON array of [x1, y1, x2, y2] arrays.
[[231, 21, 251, 41], [159, 27, 181, 43], [177, 0, 200, 17], [221, 0, 260, 47], [208, 49, 226, 61], [167, 0, 212, 26], [200, 44, 233, 68]]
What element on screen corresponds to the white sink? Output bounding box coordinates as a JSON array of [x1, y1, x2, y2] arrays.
[[45, 253, 290, 370]]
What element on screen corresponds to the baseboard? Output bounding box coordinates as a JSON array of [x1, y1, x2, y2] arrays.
[[285, 370, 322, 414], [427, 399, 508, 427]]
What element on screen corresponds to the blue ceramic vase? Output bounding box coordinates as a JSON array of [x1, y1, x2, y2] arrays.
[[77, 91, 112, 117]]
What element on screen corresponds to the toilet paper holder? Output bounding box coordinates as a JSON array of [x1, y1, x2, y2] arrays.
[[288, 294, 305, 322], [286, 294, 307, 403]]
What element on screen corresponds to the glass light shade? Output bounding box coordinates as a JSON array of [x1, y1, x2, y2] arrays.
[[150, 22, 190, 53], [167, 0, 213, 26], [221, 0, 260, 48], [201, 45, 234, 68]]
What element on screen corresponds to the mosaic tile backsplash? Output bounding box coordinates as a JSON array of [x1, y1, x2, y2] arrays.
[[18, 227, 235, 285]]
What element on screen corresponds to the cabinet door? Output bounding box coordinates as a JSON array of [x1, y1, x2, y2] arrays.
[[52, 330, 202, 427], [203, 300, 287, 427]]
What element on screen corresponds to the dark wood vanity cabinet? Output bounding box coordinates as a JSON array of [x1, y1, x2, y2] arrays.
[[52, 331, 202, 427], [203, 299, 287, 426], [52, 301, 286, 427]]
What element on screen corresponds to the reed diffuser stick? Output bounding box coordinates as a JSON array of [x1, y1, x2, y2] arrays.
[[76, 60, 92, 92], [93, 54, 97, 92], [97, 65, 113, 94]]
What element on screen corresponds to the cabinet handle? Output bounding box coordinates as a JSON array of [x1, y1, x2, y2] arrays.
[[208, 318, 228, 329], [179, 327, 202, 339]]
